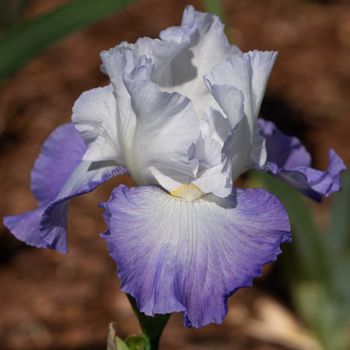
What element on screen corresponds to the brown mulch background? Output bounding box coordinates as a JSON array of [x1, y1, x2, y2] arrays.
[[0, 0, 349, 349]]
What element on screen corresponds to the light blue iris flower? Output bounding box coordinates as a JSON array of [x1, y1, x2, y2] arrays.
[[4, 6, 345, 328]]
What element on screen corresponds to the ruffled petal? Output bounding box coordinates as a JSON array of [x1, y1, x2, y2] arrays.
[[100, 46, 138, 162], [159, 5, 240, 117], [206, 50, 277, 130], [191, 135, 232, 197], [205, 54, 273, 179], [101, 185, 291, 328], [248, 51, 278, 118], [72, 85, 123, 164], [204, 81, 244, 129], [259, 119, 346, 201], [204, 81, 254, 180], [101, 46, 201, 192], [3, 124, 126, 253], [162, 5, 239, 85], [100, 8, 267, 196], [101, 6, 239, 119], [122, 62, 200, 192], [39, 161, 125, 252]]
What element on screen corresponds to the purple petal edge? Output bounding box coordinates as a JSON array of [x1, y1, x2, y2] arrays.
[[100, 185, 291, 328], [259, 119, 346, 201], [3, 123, 126, 253], [30, 123, 86, 206]]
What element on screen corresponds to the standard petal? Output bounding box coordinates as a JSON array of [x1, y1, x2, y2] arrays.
[[4, 124, 126, 253], [123, 66, 200, 191], [159, 6, 240, 117], [222, 116, 252, 181], [135, 5, 240, 90], [260, 119, 346, 201], [206, 50, 277, 130], [103, 6, 239, 118], [101, 185, 291, 328], [169, 5, 239, 82], [248, 123, 267, 169], [248, 50, 278, 118], [72, 85, 123, 163], [204, 81, 244, 129], [100, 45, 138, 159], [31, 123, 86, 206], [101, 46, 201, 192], [204, 81, 255, 180]]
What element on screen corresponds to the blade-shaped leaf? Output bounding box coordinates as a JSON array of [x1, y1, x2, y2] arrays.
[[330, 170, 350, 254], [293, 282, 350, 350], [0, 0, 135, 80], [261, 173, 331, 283]]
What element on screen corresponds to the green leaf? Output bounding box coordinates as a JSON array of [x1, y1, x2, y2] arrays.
[[115, 337, 131, 350], [107, 323, 129, 350], [0, 0, 135, 80], [125, 334, 150, 350], [106, 323, 150, 350], [293, 282, 350, 350], [261, 171, 350, 349], [261, 173, 331, 283], [329, 170, 350, 254]]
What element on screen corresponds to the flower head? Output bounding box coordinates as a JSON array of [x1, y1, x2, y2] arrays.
[[4, 6, 345, 328]]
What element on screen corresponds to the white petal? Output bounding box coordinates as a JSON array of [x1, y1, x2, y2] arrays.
[[72, 85, 123, 163], [101, 45, 201, 191], [249, 123, 267, 169], [123, 64, 200, 191], [100, 45, 138, 158], [127, 5, 241, 119], [223, 117, 251, 181], [206, 50, 277, 130], [192, 135, 232, 197], [192, 164, 232, 197], [205, 51, 276, 178], [204, 81, 244, 128], [248, 50, 278, 117]]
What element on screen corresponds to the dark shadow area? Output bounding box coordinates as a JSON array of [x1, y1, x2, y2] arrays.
[[260, 94, 311, 143], [0, 113, 29, 154], [0, 229, 29, 265]]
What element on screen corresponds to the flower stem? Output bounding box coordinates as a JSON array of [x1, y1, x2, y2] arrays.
[[127, 294, 171, 350]]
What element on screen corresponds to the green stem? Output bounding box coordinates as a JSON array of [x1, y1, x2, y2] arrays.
[[127, 295, 171, 350]]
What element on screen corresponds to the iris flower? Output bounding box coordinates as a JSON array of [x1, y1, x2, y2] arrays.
[[4, 6, 345, 328]]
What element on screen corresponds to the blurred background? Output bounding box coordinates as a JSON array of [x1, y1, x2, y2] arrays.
[[0, 0, 349, 349]]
